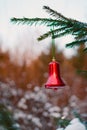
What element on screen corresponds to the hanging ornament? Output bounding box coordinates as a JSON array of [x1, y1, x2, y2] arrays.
[[45, 28, 65, 90], [45, 58, 65, 90]]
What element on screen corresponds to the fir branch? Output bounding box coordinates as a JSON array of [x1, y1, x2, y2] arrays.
[[72, 19, 87, 28], [11, 17, 69, 28], [10, 5, 87, 52], [43, 6, 68, 21], [53, 27, 74, 39], [38, 26, 70, 40], [66, 39, 87, 48], [47, 20, 68, 27], [74, 31, 87, 39], [66, 20, 87, 35], [11, 17, 59, 26]]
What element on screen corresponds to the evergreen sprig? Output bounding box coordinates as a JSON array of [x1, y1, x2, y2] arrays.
[[66, 39, 87, 48], [11, 17, 59, 26], [43, 6, 68, 21], [11, 6, 87, 51]]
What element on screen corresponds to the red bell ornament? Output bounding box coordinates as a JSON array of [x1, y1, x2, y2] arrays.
[[45, 28, 65, 90], [45, 59, 65, 90]]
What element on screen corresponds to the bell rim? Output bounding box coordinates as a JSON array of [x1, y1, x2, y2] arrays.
[[45, 84, 65, 89]]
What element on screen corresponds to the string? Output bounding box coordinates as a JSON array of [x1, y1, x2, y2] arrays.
[[50, 27, 55, 60]]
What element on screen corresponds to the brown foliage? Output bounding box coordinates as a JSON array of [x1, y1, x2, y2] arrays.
[[0, 46, 87, 99]]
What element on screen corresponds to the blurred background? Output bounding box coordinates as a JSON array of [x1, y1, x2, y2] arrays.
[[0, 0, 87, 130]]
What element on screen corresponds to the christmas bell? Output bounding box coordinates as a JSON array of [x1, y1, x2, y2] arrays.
[[45, 58, 65, 90], [45, 27, 65, 90]]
